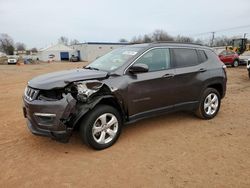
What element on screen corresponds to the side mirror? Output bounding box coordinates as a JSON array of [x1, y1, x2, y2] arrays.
[[128, 63, 149, 74]]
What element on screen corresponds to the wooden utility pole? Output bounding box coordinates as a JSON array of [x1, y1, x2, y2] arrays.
[[211, 32, 215, 47]]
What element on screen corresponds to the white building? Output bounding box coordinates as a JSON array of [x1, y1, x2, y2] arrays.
[[0, 52, 7, 57], [38, 43, 75, 62], [72, 42, 129, 62]]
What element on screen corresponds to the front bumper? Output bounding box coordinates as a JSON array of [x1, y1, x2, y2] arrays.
[[23, 93, 76, 142]]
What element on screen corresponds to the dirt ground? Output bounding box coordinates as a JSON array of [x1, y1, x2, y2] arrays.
[[0, 62, 250, 188]]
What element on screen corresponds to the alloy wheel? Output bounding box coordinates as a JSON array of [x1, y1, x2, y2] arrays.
[[204, 93, 219, 115], [92, 113, 118, 144]]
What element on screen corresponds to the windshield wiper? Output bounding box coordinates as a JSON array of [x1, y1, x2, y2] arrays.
[[84, 66, 99, 71]]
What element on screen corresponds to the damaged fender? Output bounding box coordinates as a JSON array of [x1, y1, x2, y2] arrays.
[[69, 80, 125, 127]]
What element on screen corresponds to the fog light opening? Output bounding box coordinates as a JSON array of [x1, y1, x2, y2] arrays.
[[34, 113, 56, 126]]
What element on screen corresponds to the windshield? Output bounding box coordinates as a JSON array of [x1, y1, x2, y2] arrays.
[[86, 47, 142, 72]]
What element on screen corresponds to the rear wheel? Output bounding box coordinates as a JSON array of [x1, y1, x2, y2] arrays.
[[80, 105, 122, 150], [195, 88, 221, 119], [232, 60, 239, 67]]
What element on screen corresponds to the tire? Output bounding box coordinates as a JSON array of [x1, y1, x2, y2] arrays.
[[232, 60, 239, 67], [80, 105, 122, 150], [195, 88, 221, 119]]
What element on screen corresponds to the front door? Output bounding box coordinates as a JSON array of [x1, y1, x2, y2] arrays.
[[126, 48, 176, 117]]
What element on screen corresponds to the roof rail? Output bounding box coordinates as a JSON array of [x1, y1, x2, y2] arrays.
[[151, 41, 204, 46]]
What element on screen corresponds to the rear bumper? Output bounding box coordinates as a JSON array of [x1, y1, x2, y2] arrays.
[[23, 93, 76, 141]]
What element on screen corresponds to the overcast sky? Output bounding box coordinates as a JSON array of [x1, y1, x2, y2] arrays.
[[1, 0, 250, 48]]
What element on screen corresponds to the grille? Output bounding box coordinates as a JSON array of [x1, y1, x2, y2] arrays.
[[24, 87, 39, 101]]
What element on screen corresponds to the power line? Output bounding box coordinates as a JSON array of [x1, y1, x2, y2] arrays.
[[190, 24, 250, 37]]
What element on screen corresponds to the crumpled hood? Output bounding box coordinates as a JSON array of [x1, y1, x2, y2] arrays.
[[28, 69, 108, 90]]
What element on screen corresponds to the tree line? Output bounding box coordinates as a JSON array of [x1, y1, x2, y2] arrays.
[[119, 29, 236, 47], [0, 31, 237, 55], [0, 34, 79, 55]]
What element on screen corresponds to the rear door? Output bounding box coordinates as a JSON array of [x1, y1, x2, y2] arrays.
[[171, 48, 206, 105]]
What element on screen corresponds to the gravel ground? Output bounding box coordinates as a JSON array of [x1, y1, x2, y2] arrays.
[[0, 62, 250, 188]]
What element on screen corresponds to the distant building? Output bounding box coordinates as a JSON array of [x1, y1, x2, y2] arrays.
[[38, 43, 75, 61], [37, 42, 130, 62], [0, 52, 7, 57], [71, 42, 130, 62]]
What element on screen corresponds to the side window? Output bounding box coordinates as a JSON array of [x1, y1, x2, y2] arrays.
[[172, 48, 199, 68], [134, 48, 171, 72], [197, 50, 208, 63]]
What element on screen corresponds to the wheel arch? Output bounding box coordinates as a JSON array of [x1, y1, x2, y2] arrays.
[[72, 95, 126, 129], [206, 83, 223, 98]]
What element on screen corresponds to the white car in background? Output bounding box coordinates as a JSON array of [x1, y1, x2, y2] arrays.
[[7, 56, 18, 64], [239, 51, 250, 78]]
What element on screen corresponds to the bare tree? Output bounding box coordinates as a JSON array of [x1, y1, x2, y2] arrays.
[[0, 33, 15, 55], [119, 38, 128, 43], [194, 38, 204, 45], [31, 47, 38, 53], [143, 34, 152, 43], [175, 35, 194, 43], [70, 39, 79, 45], [131, 35, 143, 44], [213, 36, 232, 47], [58, 36, 69, 45], [16, 42, 26, 51], [152, 30, 174, 42]]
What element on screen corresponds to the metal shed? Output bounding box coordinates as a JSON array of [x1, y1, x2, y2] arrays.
[[71, 42, 130, 62], [38, 43, 75, 62]]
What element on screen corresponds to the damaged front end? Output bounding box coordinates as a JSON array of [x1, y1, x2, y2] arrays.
[[23, 80, 111, 142]]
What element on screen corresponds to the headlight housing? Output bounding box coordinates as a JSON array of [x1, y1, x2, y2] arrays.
[[76, 81, 103, 102]]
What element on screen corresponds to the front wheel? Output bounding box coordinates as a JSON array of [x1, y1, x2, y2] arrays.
[[80, 105, 122, 150], [232, 60, 239, 67], [195, 88, 221, 119]]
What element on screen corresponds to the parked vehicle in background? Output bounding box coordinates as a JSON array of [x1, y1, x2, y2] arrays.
[[70, 55, 79, 62], [48, 54, 55, 63], [7, 56, 18, 64], [219, 50, 240, 67], [239, 51, 250, 66], [241, 51, 250, 78], [247, 60, 250, 78], [231, 38, 250, 55], [23, 42, 227, 150]]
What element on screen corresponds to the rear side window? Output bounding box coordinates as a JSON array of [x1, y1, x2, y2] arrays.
[[172, 48, 199, 68], [197, 50, 208, 63]]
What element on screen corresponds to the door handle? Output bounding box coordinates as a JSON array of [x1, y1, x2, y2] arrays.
[[163, 73, 175, 78], [199, 68, 207, 72]]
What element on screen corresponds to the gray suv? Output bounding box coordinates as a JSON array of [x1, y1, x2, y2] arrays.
[[23, 42, 227, 150]]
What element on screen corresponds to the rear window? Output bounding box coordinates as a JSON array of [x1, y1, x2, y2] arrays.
[[197, 50, 208, 63], [172, 48, 199, 68]]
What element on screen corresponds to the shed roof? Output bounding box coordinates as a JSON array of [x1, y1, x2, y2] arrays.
[[75, 42, 130, 45], [40, 43, 74, 52]]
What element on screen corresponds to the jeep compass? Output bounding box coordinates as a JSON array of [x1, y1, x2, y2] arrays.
[[23, 42, 227, 150]]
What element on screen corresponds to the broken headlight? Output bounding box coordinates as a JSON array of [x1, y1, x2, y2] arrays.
[[38, 89, 64, 101], [76, 81, 103, 102]]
